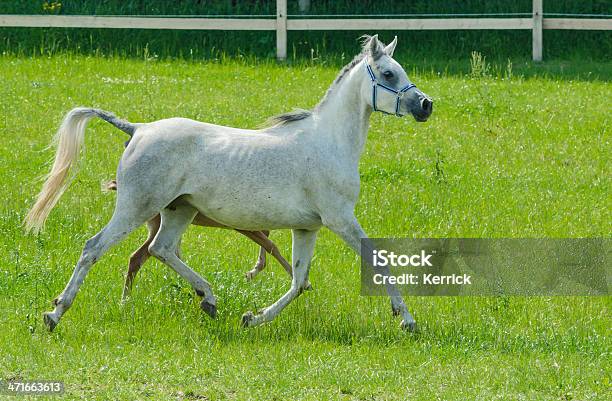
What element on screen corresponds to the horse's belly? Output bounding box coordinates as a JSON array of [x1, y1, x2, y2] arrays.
[[185, 192, 321, 231]]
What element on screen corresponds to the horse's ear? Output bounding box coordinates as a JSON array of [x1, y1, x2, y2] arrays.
[[384, 36, 398, 57], [368, 34, 384, 60]]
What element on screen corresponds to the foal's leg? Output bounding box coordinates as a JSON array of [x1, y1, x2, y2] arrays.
[[148, 204, 217, 318], [240, 230, 313, 290], [241, 230, 293, 278], [43, 208, 151, 331], [121, 215, 161, 301], [325, 215, 416, 331], [191, 214, 292, 283], [242, 229, 318, 327], [245, 230, 270, 280]]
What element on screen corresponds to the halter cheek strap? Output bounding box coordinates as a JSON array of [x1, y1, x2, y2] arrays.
[[366, 64, 416, 116]]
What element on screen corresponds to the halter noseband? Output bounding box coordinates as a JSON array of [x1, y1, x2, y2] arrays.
[[366, 63, 416, 116]]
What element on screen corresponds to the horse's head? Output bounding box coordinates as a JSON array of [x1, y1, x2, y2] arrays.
[[361, 35, 432, 122]]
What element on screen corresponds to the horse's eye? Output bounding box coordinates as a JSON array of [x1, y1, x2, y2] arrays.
[[383, 71, 394, 79]]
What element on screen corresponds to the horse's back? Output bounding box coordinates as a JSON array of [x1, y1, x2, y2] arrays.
[[137, 117, 262, 139]]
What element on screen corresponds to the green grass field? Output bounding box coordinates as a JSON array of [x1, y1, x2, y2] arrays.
[[0, 54, 610, 400]]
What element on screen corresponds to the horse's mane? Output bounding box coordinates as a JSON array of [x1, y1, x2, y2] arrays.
[[265, 108, 313, 127], [265, 38, 371, 128]]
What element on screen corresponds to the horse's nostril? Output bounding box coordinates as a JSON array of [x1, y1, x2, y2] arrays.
[[421, 98, 433, 113]]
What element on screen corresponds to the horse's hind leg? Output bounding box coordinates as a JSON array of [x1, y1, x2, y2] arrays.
[[121, 215, 161, 301], [43, 208, 151, 331], [148, 204, 217, 318]]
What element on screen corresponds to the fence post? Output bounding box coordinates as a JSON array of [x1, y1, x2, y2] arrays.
[[276, 0, 287, 60], [532, 0, 543, 61]]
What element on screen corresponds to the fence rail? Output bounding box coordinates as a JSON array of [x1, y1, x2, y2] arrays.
[[286, 18, 535, 30], [0, 15, 276, 30], [0, 0, 610, 61]]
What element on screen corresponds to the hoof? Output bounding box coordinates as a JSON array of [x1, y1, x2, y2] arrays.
[[200, 300, 217, 319], [400, 319, 417, 332], [241, 311, 255, 328], [304, 281, 313, 291], [245, 270, 257, 281], [43, 312, 58, 332], [120, 291, 131, 305], [391, 305, 401, 317]]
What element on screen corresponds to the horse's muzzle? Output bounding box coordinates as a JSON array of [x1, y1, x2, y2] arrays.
[[413, 96, 433, 122]]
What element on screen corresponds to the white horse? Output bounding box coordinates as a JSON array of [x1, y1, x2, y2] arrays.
[[25, 34, 433, 332]]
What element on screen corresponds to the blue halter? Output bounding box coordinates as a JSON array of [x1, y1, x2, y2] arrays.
[[366, 63, 416, 116]]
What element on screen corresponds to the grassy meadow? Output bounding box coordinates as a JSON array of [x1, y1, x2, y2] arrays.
[[0, 54, 610, 400]]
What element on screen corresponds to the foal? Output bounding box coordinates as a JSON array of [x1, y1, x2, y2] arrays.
[[105, 179, 298, 302]]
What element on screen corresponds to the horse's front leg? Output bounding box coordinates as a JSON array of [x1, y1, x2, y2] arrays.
[[241, 228, 318, 327], [325, 214, 416, 331]]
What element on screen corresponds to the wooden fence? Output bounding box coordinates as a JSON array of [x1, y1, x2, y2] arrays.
[[0, 0, 610, 61]]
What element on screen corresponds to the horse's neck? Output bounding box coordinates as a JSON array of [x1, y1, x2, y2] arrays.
[[314, 63, 371, 166]]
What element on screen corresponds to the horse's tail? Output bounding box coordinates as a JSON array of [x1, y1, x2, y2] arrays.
[[24, 107, 136, 234]]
